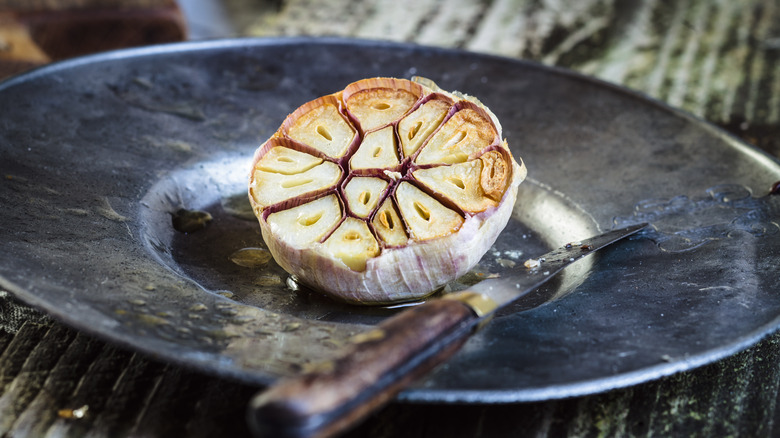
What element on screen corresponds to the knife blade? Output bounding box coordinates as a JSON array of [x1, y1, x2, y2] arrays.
[[248, 222, 648, 438]]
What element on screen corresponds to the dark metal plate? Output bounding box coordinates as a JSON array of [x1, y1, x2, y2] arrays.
[[1, 38, 779, 403]]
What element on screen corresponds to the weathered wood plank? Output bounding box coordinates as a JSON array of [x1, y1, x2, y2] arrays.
[[414, 0, 484, 48], [184, 378, 256, 438], [0, 323, 76, 434], [0, 322, 57, 392], [42, 344, 139, 438], [337, 334, 780, 438], [126, 366, 254, 438], [6, 332, 105, 437], [81, 354, 168, 438], [243, 0, 780, 156]]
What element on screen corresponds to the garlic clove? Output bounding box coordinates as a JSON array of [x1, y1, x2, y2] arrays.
[[343, 176, 389, 218], [397, 98, 451, 158], [321, 217, 380, 271], [414, 106, 498, 165], [372, 198, 408, 247], [265, 194, 342, 249], [395, 181, 464, 241], [255, 146, 324, 175], [250, 160, 341, 208], [349, 125, 400, 170], [283, 95, 356, 159], [479, 149, 511, 202], [343, 78, 422, 132], [413, 158, 497, 214]]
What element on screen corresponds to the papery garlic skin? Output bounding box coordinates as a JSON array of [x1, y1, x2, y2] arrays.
[[249, 77, 526, 305]]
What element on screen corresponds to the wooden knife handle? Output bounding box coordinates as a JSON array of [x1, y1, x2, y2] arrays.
[[248, 293, 493, 438]]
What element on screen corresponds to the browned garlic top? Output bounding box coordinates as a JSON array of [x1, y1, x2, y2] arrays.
[[248, 77, 524, 304]]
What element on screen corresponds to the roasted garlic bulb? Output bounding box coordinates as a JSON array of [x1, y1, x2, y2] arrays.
[[248, 77, 526, 304]]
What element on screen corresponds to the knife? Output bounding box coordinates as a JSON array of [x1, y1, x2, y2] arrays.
[[247, 222, 648, 438]]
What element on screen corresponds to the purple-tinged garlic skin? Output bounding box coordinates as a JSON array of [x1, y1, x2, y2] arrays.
[[249, 77, 526, 305]]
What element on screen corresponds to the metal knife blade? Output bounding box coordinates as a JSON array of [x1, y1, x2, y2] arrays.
[[465, 222, 649, 314], [248, 222, 649, 438]]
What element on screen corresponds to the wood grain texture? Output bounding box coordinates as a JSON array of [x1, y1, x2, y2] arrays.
[[244, 0, 780, 157], [250, 298, 477, 438], [0, 318, 255, 438], [2, 303, 779, 437]]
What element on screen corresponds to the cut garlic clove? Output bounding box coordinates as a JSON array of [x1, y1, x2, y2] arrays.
[[479, 149, 510, 202], [343, 78, 422, 132], [395, 181, 464, 241], [349, 125, 399, 170], [284, 95, 356, 159], [413, 159, 497, 214], [372, 198, 408, 247], [255, 146, 323, 175], [265, 194, 342, 249], [398, 98, 451, 158], [343, 176, 389, 218], [250, 161, 341, 208], [321, 217, 380, 271], [414, 106, 498, 165]]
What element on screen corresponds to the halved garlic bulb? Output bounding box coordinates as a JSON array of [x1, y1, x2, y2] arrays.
[[248, 77, 526, 304]]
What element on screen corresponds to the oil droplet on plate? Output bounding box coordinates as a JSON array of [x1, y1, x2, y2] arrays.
[[137, 313, 169, 326], [497, 258, 516, 268], [216, 290, 235, 299], [229, 247, 273, 268], [220, 307, 239, 317], [230, 315, 255, 325], [282, 322, 301, 332], [171, 208, 212, 233], [254, 274, 282, 287], [222, 192, 257, 221], [189, 303, 208, 312]]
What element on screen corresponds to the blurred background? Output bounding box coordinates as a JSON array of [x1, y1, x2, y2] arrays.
[[2, 0, 777, 156]]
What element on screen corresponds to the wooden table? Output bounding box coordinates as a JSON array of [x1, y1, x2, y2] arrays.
[[1, 0, 779, 436]]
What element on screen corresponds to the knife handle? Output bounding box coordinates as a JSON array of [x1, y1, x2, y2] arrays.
[[247, 292, 494, 438]]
